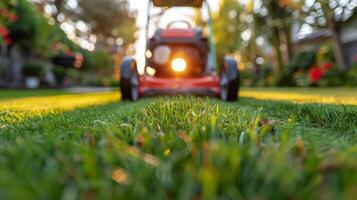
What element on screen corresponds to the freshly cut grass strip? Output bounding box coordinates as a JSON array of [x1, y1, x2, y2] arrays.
[[241, 89, 357, 105], [0, 92, 119, 111], [0, 92, 119, 124]]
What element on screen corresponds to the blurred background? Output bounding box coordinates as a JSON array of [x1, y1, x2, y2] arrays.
[[0, 0, 357, 89]]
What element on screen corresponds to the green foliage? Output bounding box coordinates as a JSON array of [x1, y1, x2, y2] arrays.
[[286, 51, 316, 73], [8, 0, 37, 48], [77, 50, 115, 86], [275, 51, 316, 87], [319, 67, 346, 87], [0, 94, 356, 199], [346, 66, 357, 86], [6, 0, 81, 57], [240, 65, 275, 87], [88, 50, 114, 74], [22, 63, 44, 77], [79, 49, 93, 69], [73, 0, 137, 47], [33, 18, 75, 58], [213, 0, 243, 55], [52, 66, 66, 84]]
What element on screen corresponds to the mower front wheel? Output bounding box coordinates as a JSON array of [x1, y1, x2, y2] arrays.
[[220, 58, 240, 101], [120, 58, 140, 101]]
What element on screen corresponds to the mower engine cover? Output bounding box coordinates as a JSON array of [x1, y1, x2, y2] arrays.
[[153, 0, 203, 7], [148, 28, 209, 78]]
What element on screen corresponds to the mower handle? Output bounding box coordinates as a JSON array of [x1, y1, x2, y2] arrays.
[[166, 20, 192, 29]]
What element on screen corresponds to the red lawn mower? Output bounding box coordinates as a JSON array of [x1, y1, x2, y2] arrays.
[[120, 0, 240, 101]]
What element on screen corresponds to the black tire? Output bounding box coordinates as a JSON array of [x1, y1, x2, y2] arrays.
[[120, 58, 140, 101], [220, 58, 240, 101]]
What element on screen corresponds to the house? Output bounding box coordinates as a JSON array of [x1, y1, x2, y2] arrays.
[[294, 12, 357, 68], [0, 45, 25, 87], [340, 13, 357, 67]]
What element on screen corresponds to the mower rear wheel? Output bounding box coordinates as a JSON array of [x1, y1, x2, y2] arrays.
[[120, 58, 139, 101], [220, 58, 240, 101]]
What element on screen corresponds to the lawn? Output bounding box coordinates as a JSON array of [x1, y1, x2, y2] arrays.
[[0, 88, 356, 199]]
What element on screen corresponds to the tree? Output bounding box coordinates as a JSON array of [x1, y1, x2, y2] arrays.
[[257, 0, 303, 74], [89, 49, 114, 78], [213, 0, 244, 55], [8, 0, 38, 48], [298, 0, 357, 70], [35, 0, 137, 50], [214, 0, 301, 76], [0, 0, 17, 45], [76, 0, 136, 47]]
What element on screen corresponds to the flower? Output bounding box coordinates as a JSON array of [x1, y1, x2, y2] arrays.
[[0, 26, 9, 37], [5, 37, 12, 45], [0, 8, 17, 22], [74, 53, 84, 69], [322, 62, 333, 71], [75, 53, 84, 62], [354, 54, 357, 62], [8, 13, 17, 22], [0, 25, 12, 45], [66, 49, 74, 56], [308, 66, 323, 83]]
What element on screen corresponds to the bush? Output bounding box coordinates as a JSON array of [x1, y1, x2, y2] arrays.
[[8, 0, 38, 49], [22, 63, 43, 77], [88, 50, 114, 74], [286, 51, 316, 73], [254, 64, 274, 86], [319, 67, 346, 87], [346, 66, 357, 86], [240, 69, 254, 87], [52, 67, 66, 84], [82, 50, 114, 86], [276, 51, 317, 87]]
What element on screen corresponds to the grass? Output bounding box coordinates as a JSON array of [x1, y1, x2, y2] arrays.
[[0, 88, 356, 199], [240, 88, 357, 105], [0, 89, 70, 100]]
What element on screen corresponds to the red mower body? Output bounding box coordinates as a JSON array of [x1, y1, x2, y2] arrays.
[[139, 28, 221, 97], [139, 75, 220, 97]]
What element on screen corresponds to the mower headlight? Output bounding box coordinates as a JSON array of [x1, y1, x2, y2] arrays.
[[171, 58, 186, 72]]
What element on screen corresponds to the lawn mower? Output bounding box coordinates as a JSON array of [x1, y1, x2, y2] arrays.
[[120, 0, 240, 101]]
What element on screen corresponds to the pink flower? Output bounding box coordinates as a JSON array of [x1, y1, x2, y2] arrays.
[[52, 43, 61, 50], [75, 53, 84, 62], [354, 54, 357, 62], [66, 50, 74, 56]]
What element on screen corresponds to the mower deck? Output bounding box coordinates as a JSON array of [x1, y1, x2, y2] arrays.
[[139, 75, 220, 97]]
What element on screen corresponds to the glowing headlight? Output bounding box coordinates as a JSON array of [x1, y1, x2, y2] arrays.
[[171, 58, 186, 72]]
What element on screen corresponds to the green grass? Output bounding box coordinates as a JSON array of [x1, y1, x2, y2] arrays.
[[0, 89, 69, 100], [0, 89, 356, 199]]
